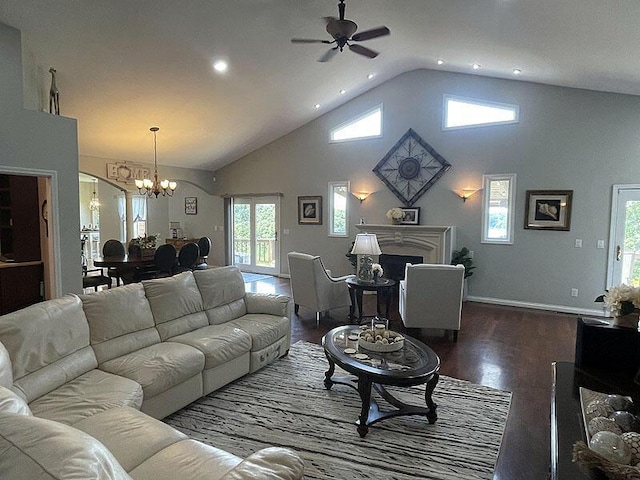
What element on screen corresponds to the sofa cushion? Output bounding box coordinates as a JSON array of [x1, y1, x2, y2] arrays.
[[227, 314, 290, 351], [0, 412, 132, 480], [0, 386, 31, 416], [129, 439, 243, 480], [81, 283, 160, 364], [168, 324, 252, 369], [219, 447, 305, 480], [0, 341, 12, 389], [28, 369, 143, 425], [74, 407, 188, 473], [0, 295, 98, 403], [99, 343, 204, 399], [194, 267, 247, 325], [143, 272, 209, 341]]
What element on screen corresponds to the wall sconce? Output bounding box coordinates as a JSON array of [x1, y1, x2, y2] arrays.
[[459, 188, 479, 202], [353, 192, 371, 203]]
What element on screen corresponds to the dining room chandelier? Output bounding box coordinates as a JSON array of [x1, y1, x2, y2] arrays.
[[135, 126, 177, 198], [88, 178, 100, 211]]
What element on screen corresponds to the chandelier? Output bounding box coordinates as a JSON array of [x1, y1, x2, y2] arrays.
[[135, 126, 177, 197], [88, 179, 100, 211]]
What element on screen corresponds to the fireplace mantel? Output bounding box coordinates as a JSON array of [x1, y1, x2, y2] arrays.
[[354, 224, 456, 264]]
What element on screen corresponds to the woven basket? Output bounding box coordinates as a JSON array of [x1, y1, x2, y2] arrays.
[[573, 441, 640, 479]]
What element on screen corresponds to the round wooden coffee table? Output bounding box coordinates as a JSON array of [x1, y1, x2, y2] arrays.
[[322, 325, 440, 437]]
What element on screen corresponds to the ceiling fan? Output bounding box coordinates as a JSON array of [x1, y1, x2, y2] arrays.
[[291, 0, 390, 62]]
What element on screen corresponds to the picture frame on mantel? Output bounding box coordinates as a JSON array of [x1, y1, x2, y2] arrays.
[[400, 207, 420, 225], [185, 197, 197, 215], [524, 190, 572, 231]]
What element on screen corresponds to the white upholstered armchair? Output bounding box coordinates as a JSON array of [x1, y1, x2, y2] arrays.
[[287, 252, 354, 324], [399, 263, 465, 342]]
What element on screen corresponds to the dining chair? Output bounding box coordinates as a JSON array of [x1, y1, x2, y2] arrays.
[[82, 264, 112, 292], [102, 239, 126, 286], [399, 263, 465, 342], [175, 242, 200, 273], [195, 236, 211, 270], [133, 244, 177, 281], [287, 251, 354, 325]]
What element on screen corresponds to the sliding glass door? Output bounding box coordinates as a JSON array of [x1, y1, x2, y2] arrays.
[[232, 196, 280, 275]]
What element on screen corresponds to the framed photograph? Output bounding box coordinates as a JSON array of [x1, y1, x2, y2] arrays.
[[524, 190, 572, 231], [400, 207, 420, 225], [298, 196, 322, 225], [185, 197, 197, 215]]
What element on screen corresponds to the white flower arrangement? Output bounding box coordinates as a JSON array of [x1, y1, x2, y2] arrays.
[[386, 208, 405, 220], [595, 284, 640, 316], [372, 263, 383, 277]]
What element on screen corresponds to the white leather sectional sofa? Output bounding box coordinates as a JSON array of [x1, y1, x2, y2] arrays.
[[0, 266, 304, 479]]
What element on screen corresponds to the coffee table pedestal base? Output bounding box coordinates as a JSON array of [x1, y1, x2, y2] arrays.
[[324, 363, 439, 437]]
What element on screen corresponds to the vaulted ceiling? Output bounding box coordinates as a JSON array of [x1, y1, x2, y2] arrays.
[[2, 1, 639, 171]]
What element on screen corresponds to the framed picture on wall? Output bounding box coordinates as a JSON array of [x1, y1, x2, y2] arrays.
[[524, 190, 572, 231], [400, 207, 420, 225], [185, 197, 197, 215], [298, 196, 322, 225]]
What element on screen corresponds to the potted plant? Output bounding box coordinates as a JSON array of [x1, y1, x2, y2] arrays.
[[451, 247, 475, 300]]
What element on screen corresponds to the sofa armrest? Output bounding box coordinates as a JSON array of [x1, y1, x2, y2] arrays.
[[245, 292, 291, 317], [218, 447, 304, 480]]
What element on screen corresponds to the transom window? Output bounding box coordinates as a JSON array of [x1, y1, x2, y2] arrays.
[[443, 95, 519, 130], [330, 105, 382, 142]]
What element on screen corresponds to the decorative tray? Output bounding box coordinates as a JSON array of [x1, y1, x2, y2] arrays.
[[358, 328, 404, 352], [579, 387, 633, 443]]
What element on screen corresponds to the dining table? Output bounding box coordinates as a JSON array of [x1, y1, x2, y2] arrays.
[[93, 255, 156, 284]]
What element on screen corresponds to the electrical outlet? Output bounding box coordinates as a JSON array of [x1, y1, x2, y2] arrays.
[[283, 229, 290, 235], [574, 239, 583, 248], [468, 250, 474, 258], [571, 288, 579, 297], [597, 240, 605, 249]]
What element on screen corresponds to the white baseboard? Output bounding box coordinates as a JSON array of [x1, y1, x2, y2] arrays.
[[466, 295, 606, 317]]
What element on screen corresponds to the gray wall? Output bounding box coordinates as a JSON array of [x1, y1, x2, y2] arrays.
[[1, 22, 80, 296], [218, 68, 640, 314]]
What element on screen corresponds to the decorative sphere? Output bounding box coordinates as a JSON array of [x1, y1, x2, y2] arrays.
[[622, 432, 640, 465], [605, 395, 634, 412], [589, 416, 622, 436], [590, 431, 632, 464], [586, 400, 614, 419], [610, 411, 640, 433]]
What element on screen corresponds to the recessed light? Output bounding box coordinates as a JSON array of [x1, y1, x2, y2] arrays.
[[436, 59, 445, 66], [513, 68, 522, 75], [314, 104, 321, 109], [339, 89, 346, 95], [472, 63, 481, 70], [213, 60, 228, 73], [367, 73, 375, 80]]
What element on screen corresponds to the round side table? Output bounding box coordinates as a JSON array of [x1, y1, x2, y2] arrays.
[[345, 277, 397, 323]]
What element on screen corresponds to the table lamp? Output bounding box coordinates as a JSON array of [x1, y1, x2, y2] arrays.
[[351, 233, 382, 283]]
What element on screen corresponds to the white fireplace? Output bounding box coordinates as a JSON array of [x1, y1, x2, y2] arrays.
[[354, 224, 456, 264]]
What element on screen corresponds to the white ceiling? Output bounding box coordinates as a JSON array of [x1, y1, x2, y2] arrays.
[[2, 0, 640, 172]]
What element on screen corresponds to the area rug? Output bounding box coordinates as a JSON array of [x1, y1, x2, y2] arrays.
[[241, 272, 273, 282], [165, 341, 511, 480]]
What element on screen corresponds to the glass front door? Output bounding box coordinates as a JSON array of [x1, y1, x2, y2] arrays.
[[232, 196, 279, 275]]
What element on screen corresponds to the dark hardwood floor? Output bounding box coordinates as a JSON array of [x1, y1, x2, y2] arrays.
[[245, 276, 578, 480]]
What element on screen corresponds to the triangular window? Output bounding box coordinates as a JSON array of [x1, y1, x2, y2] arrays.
[[443, 95, 519, 130], [330, 105, 382, 142]]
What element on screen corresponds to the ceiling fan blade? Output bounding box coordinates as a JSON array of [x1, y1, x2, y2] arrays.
[[291, 38, 332, 44], [351, 26, 390, 42], [349, 43, 379, 59], [318, 48, 339, 62]]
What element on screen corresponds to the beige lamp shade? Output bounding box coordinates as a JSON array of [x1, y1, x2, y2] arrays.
[[351, 233, 382, 256]]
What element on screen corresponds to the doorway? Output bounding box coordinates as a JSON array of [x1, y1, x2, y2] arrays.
[[608, 185, 640, 287], [231, 196, 280, 275]]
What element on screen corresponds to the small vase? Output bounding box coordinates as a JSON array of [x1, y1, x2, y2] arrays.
[[373, 271, 380, 283], [392, 218, 401, 225], [612, 312, 640, 330]]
